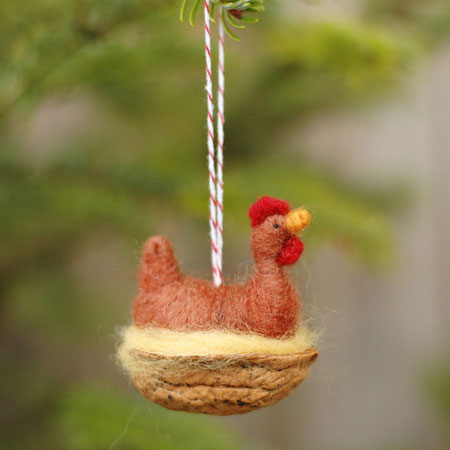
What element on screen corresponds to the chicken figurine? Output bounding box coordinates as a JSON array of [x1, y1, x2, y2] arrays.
[[118, 196, 318, 415]]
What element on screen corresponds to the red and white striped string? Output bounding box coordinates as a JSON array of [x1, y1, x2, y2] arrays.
[[204, 0, 225, 286], [216, 8, 225, 285]]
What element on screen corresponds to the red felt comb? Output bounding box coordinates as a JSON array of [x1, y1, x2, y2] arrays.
[[249, 196, 291, 227]]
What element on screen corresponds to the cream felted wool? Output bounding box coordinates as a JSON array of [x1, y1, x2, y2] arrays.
[[118, 325, 317, 361]]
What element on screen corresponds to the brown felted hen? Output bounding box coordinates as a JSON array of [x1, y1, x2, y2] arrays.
[[134, 196, 312, 338]]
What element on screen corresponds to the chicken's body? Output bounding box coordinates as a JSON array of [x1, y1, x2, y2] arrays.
[[133, 197, 310, 339]]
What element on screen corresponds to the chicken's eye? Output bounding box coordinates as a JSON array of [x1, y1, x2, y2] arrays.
[[273, 224, 280, 229]]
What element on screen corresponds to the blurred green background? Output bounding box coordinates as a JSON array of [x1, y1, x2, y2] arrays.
[[1, 0, 449, 449]]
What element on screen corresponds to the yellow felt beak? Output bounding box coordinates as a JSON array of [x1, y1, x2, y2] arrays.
[[285, 208, 311, 234]]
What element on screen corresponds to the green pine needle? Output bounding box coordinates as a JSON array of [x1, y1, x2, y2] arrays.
[[223, 11, 241, 41], [180, 0, 189, 22], [239, 15, 259, 24], [227, 13, 246, 29], [189, 0, 201, 26]]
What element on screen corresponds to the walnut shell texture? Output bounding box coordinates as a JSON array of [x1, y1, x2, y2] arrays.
[[129, 349, 318, 415]]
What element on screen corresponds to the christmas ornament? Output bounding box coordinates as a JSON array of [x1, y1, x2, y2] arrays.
[[117, 0, 318, 416]]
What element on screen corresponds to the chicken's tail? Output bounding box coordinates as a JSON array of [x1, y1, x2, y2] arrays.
[[138, 236, 182, 293]]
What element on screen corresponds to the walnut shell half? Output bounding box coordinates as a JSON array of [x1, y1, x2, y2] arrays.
[[128, 349, 318, 415]]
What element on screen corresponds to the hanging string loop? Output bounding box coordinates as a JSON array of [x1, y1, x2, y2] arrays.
[[204, 0, 225, 286]]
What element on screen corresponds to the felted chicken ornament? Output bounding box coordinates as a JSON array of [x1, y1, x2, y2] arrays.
[[118, 196, 318, 415]]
